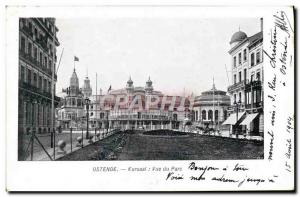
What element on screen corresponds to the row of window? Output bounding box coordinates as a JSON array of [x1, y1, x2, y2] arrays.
[[20, 65, 53, 94], [20, 35, 55, 71], [245, 90, 262, 105], [64, 98, 84, 107], [233, 69, 261, 84], [233, 89, 262, 105], [233, 49, 262, 68], [21, 101, 51, 126], [21, 18, 56, 40], [200, 110, 223, 121]]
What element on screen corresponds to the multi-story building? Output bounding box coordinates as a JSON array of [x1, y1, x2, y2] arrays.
[[57, 75, 192, 131], [192, 83, 230, 130], [223, 18, 264, 137], [87, 77, 191, 131], [18, 18, 60, 135]]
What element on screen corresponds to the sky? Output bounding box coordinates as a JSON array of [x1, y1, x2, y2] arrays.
[[55, 17, 260, 96]]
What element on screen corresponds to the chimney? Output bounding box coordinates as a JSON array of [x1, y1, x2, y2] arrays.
[[260, 18, 263, 32]]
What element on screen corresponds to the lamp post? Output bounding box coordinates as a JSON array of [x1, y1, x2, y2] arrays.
[[106, 110, 109, 135], [233, 100, 241, 138], [85, 97, 90, 139]]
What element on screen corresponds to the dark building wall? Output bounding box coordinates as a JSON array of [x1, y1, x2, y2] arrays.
[[18, 18, 60, 159]]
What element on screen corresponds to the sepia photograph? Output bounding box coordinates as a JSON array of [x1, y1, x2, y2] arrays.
[[18, 17, 264, 161]]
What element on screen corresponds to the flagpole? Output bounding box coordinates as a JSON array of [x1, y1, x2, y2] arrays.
[[51, 28, 56, 160], [96, 73, 98, 123], [213, 77, 215, 131]]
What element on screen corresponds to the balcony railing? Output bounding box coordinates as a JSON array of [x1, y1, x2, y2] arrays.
[[245, 101, 263, 109], [19, 81, 60, 101], [245, 80, 262, 91], [20, 25, 34, 38], [19, 50, 57, 79], [228, 80, 246, 92], [227, 104, 245, 111], [109, 115, 174, 121]]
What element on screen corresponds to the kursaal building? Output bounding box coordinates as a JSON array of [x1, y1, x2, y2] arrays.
[[222, 18, 264, 137], [57, 72, 193, 131]]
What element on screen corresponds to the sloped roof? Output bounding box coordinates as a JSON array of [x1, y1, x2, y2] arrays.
[[248, 31, 263, 48]]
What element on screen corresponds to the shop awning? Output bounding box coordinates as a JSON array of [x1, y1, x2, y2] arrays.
[[240, 113, 259, 125], [222, 112, 245, 125]]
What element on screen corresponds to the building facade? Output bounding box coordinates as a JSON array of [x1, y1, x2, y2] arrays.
[[192, 83, 231, 130], [223, 18, 264, 136], [18, 18, 60, 135], [57, 69, 86, 129], [82, 75, 92, 98], [88, 77, 191, 131], [57, 76, 192, 131]]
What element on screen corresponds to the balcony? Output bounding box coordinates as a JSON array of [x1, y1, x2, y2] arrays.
[[19, 81, 60, 102], [228, 80, 246, 93], [35, 35, 48, 51], [227, 103, 245, 112], [19, 50, 56, 78], [20, 25, 34, 38], [245, 101, 263, 110], [245, 80, 262, 91], [19, 81, 39, 94]]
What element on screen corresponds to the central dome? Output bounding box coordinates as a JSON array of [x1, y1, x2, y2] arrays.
[[230, 31, 247, 44]]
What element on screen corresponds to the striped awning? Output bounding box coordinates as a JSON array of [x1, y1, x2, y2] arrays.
[[222, 112, 245, 125], [240, 113, 259, 125]]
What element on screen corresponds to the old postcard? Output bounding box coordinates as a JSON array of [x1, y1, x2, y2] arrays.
[[5, 4, 295, 192]]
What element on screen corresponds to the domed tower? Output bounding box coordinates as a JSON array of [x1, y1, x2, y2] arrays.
[[69, 69, 80, 96], [82, 75, 92, 98], [145, 76, 153, 95], [230, 30, 247, 48], [126, 76, 134, 94]]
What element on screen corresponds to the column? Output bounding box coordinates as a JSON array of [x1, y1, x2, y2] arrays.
[[23, 101, 27, 129], [35, 102, 38, 130], [31, 101, 35, 130], [40, 102, 44, 128]]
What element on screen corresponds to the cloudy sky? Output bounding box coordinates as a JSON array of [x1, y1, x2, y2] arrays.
[[55, 17, 260, 96]]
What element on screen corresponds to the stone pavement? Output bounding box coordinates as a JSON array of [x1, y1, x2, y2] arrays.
[[25, 129, 117, 161]]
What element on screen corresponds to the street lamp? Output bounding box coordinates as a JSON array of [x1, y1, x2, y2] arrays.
[[106, 110, 109, 135], [233, 99, 241, 138], [85, 97, 90, 139]]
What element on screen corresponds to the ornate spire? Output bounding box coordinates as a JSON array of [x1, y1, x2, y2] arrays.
[[69, 68, 79, 96], [145, 76, 153, 94], [82, 73, 92, 97], [126, 76, 134, 93], [212, 77, 216, 91]]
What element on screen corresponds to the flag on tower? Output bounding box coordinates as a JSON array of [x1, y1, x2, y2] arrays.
[[74, 56, 79, 61], [107, 85, 112, 93]]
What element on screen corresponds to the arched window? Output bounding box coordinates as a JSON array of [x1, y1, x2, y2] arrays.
[[100, 113, 104, 119], [202, 110, 206, 120], [215, 110, 218, 121], [224, 110, 228, 120], [173, 114, 177, 121], [208, 110, 213, 120]]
